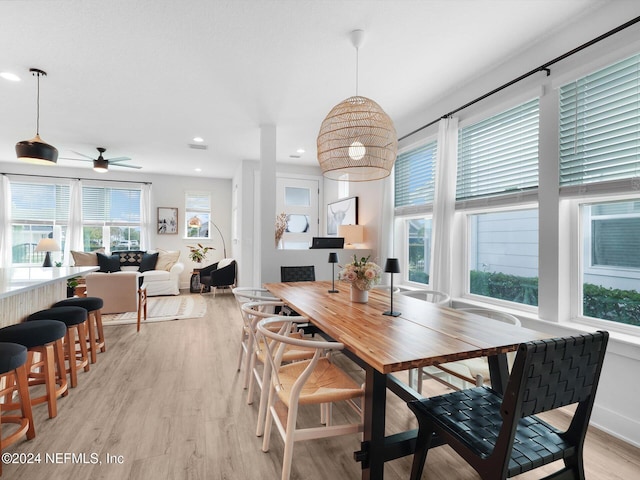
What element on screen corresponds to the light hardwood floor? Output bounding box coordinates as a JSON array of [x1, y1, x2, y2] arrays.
[[3, 292, 639, 479]]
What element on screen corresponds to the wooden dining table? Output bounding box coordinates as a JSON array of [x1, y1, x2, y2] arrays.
[[264, 280, 552, 480]]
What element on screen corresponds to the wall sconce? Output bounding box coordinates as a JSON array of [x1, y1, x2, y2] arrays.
[[338, 224, 364, 248]]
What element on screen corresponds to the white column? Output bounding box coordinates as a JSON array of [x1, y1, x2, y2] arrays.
[[259, 124, 277, 284]]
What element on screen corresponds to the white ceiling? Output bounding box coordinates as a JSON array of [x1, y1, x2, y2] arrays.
[[0, 0, 636, 179]]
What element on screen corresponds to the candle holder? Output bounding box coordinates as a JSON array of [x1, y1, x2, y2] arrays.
[[328, 252, 339, 293], [383, 258, 401, 316]]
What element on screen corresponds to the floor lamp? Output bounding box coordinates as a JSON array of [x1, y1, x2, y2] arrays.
[[383, 258, 401, 316]]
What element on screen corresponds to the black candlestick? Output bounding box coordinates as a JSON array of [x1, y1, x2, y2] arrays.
[[328, 252, 339, 293], [383, 258, 401, 316]]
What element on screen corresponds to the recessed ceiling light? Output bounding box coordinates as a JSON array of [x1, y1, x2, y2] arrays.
[[193, 137, 204, 142], [296, 148, 305, 154], [0, 72, 21, 82], [195, 168, 202, 172]]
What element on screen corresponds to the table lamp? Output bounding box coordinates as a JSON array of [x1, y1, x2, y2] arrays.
[[382, 258, 401, 316], [338, 224, 364, 248], [35, 238, 61, 267], [328, 252, 339, 293]]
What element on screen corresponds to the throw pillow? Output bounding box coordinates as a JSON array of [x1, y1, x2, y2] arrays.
[[71, 248, 105, 266], [139, 252, 159, 272], [155, 249, 180, 271], [96, 252, 121, 273]]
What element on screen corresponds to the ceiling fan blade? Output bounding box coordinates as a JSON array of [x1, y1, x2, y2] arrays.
[[111, 163, 142, 169], [70, 150, 96, 160], [106, 156, 132, 163], [59, 157, 91, 163]]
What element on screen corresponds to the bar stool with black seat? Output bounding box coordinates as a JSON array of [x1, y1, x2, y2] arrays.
[[27, 307, 89, 388], [0, 342, 36, 476], [52, 297, 105, 364], [0, 320, 68, 419]]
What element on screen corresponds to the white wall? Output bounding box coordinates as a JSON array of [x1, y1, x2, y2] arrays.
[[0, 161, 232, 290]]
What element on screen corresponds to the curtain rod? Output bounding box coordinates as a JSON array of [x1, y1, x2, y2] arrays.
[[399, 14, 640, 142], [2, 172, 151, 185]]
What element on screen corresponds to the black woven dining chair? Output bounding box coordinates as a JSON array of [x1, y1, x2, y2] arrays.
[[407, 330, 609, 480], [280, 265, 315, 283]]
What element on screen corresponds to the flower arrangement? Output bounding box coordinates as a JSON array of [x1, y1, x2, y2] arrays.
[[339, 255, 382, 291], [275, 212, 288, 247], [187, 243, 214, 263]]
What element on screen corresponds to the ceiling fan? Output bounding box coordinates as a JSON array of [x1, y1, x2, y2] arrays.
[[60, 147, 142, 172]]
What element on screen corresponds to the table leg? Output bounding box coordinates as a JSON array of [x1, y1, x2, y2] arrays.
[[355, 365, 387, 480]]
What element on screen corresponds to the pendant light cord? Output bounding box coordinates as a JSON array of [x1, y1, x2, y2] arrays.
[[355, 46, 359, 97], [35, 71, 40, 135]]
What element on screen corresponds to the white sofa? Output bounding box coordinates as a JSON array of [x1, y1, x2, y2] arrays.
[[71, 249, 184, 297]]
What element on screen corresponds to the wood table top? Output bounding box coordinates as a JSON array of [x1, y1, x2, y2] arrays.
[[264, 281, 552, 374]]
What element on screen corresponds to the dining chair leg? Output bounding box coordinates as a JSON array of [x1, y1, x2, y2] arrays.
[[256, 363, 272, 437]]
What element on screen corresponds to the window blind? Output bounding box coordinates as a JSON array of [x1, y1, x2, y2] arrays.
[[82, 186, 141, 224], [394, 140, 437, 210], [457, 99, 539, 200], [10, 182, 70, 223], [559, 53, 640, 187]]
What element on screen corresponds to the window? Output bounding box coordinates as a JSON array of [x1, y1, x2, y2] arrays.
[[406, 218, 432, 285], [581, 199, 640, 327], [394, 141, 437, 285], [467, 208, 539, 306], [185, 192, 211, 239], [10, 180, 143, 263], [560, 53, 640, 329], [10, 182, 70, 265], [83, 185, 141, 251], [457, 99, 540, 306], [457, 99, 539, 201], [559, 53, 640, 188], [394, 141, 437, 212]]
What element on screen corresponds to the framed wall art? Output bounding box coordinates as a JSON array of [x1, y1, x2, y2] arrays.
[[326, 196, 358, 236], [157, 207, 178, 234]]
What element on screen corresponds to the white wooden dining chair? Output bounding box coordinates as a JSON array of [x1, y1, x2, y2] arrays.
[[240, 301, 314, 437], [422, 308, 522, 390], [400, 289, 451, 305], [232, 287, 279, 376], [400, 289, 451, 391], [257, 317, 364, 480]]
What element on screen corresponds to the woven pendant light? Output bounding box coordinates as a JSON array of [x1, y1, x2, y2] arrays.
[[317, 30, 397, 181]]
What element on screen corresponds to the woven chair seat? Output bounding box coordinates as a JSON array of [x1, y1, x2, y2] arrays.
[[276, 357, 363, 407], [417, 386, 572, 476], [256, 333, 314, 365]]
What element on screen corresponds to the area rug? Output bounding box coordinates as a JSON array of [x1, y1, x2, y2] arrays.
[[102, 294, 206, 326]]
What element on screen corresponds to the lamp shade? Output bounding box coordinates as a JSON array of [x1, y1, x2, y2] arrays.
[[93, 157, 108, 172], [338, 224, 364, 246], [384, 258, 400, 274], [328, 252, 339, 263], [16, 134, 58, 165], [317, 96, 397, 181], [35, 238, 61, 253]]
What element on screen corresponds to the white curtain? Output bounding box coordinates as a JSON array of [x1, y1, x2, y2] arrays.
[[431, 117, 459, 295], [0, 175, 12, 267], [139, 183, 152, 250], [64, 179, 83, 264], [377, 173, 395, 262]]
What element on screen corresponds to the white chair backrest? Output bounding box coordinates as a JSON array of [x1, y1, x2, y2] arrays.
[[233, 287, 278, 304], [400, 289, 450, 305], [257, 317, 343, 392], [372, 285, 401, 294], [457, 307, 521, 326]]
